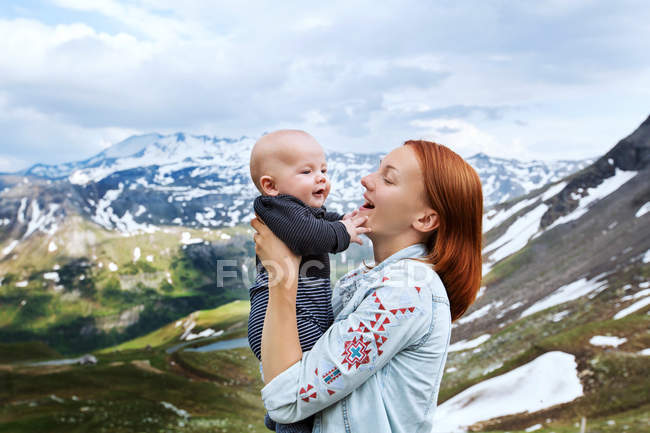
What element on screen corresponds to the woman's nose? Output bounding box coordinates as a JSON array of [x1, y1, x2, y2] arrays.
[[361, 174, 373, 190]]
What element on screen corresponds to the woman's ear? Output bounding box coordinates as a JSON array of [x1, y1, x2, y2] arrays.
[[260, 175, 279, 196], [413, 208, 439, 233]]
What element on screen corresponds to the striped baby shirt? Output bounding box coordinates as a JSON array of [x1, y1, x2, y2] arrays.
[[247, 194, 350, 361]]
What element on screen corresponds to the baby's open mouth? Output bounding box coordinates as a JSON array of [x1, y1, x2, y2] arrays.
[[313, 188, 325, 196], [362, 199, 375, 209]]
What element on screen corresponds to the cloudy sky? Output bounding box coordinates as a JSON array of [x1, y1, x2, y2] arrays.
[[1, 0, 649, 172]]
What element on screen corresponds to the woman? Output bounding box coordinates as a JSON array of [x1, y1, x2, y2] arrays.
[[251, 140, 483, 433]]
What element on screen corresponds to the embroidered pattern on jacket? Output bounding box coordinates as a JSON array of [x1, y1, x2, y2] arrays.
[[299, 384, 317, 402], [341, 336, 372, 370], [322, 366, 342, 385], [316, 360, 348, 396]]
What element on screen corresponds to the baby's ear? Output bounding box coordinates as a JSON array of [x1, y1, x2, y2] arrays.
[[260, 176, 279, 196]]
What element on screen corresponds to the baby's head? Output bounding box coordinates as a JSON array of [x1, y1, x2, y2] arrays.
[[250, 129, 330, 208]]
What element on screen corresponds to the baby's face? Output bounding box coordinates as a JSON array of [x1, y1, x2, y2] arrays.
[[275, 144, 331, 208]]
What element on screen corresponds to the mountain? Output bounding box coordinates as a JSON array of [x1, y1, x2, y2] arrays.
[[437, 115, 650, 431], [0, 117, 648, 432], [466, 152, 592, 206], [0, 133, 590, 246]]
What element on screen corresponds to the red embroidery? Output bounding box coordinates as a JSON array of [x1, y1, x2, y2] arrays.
[[382, 276, 389, 282], [367, 290, 417, 356], [322, 366, 342, 385], [299, 384, 317, 402], [415, 286, 421, 293], [341, 336, 372, 370]]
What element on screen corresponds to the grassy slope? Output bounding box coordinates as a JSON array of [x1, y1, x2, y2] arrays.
[[0, 219, 253, 354], [0, 300, 267, 433], [99, 300, 250, 353]]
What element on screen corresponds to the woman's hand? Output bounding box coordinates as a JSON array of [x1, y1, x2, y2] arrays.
[[251, 216, 303, 382], [251, 216, 301, 295]]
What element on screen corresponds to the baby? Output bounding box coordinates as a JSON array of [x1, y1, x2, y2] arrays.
[[247, 129, 368, 433]]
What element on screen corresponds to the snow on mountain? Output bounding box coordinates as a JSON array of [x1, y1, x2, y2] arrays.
[[433, 351, 583, 433], [466, 153, 592, 207], [480, 115, 649, 271], [0, 132, 591, 243]]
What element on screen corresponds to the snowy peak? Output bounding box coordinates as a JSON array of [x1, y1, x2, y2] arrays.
[[1, 131, 592, 239], [466, 152, 592, 207], [68, 133, 256, 185], [541, 115, 650, 229], [99, 133, 165, 160], [482, 114, 649, 275]]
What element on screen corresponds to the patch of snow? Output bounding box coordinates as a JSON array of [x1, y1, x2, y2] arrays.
[[589, 335, 627, 347], [638, 348, 650, 356], [160, 401, 189, 419], [620, 288, 650, 301], [181, 232, 203, 245], [520, 274, 608, 318], [551, 310, 570, 322], [613, 297, 650, 320], [496, 301, 523, 319], [640, 281, 650, 289], [23, 202, 60, 238], [2, 240, 19, 257], [220, 233, 231, 240], [643, 250, 650, 264], [180, 322, 196, 340], [446, 367, 457, 373], [457, 302, 492, 325], [525, 424, 542, 432], [43, 272, 60, 283], [146, 255, 154, 262], [433, 351, 583, 433], [184, 328, 224, 341], [541, 181, 567, 201], [108, 262, 118, 272], [482, 197, 539, 233], [48, 241, 58, 252], [484, 203, 548, 263], [17, 198, 28, 223], [635, 202, 650, 218], [133, 247, 141, 262], [483, 362, 503, 375], [449, 334, 491, 352]]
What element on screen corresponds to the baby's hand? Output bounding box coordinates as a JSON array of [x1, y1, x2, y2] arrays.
[[341, 215, 371, 245], [342, 209, 359, 221]]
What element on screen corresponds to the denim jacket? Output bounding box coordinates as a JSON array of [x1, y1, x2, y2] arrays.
[[261, 243, 452, 433]]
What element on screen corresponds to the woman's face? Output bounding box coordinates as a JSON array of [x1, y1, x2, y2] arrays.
[[359, 146, 429, 239]]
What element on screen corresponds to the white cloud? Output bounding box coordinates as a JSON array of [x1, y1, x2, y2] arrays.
[[410, 118, 528, 159], [0, 1, 649, 168]]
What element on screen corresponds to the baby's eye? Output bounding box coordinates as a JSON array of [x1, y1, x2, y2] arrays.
[[383, 177, 393, 185], [301, 169, 312, 174], [321, 169, 327, 174]]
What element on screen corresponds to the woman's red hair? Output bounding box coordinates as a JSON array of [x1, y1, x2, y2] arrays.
[[405, 140, 483, 322]]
